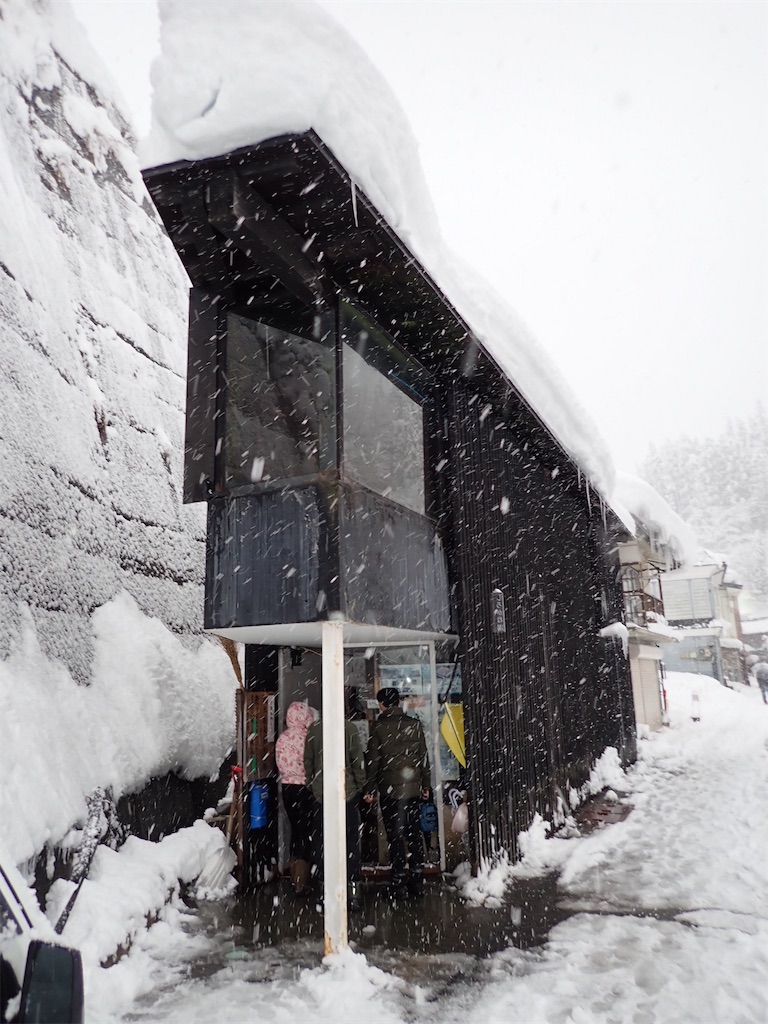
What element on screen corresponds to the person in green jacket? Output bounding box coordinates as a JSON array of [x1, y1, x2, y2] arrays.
[[304, 714, 367, 908], [363, 687, 430, 899]]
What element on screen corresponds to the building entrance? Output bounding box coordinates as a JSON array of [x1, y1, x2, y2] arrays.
[[275, 638, 460, 878], [345, 640, 459, 875]]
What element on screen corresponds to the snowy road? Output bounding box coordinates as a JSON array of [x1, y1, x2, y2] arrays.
[[91, 672, 768, 1023]]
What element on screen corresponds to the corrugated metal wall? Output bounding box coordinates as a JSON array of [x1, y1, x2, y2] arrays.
[[662, 577, 715, 622], [446, 385, 634, 862], [205, 488, 326, 628], [341, 484, 451, 632]]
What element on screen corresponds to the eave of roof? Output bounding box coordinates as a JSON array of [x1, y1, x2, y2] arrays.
[[144, 130, 618, 516]]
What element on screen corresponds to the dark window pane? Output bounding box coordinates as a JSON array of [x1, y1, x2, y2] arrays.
[[341, 306, 425, 515], [225, 313, 335, 488]]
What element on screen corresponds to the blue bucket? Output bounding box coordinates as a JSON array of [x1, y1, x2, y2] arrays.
[[249, 781, 269, 829], [420, 801, 438, 834]]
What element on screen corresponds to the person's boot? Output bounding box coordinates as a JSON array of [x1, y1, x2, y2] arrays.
[[407, 867, 424, 898], [391, 877, 408, 901], [292, 858, 311, 895]]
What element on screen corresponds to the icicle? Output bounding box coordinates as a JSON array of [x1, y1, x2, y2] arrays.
[[351, 180, 359, 227]]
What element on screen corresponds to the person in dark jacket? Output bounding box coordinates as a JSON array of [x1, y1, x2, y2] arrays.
[[753, 661, 768, 704], [304, 715, 367, 908], [364, 687, 430, 899]]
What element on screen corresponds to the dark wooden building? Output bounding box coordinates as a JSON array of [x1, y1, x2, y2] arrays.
[[144, 130, 635, 886]]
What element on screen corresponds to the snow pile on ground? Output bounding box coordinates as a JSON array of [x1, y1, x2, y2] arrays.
[[142, 0, 614, 496], [454, 850, 514, 909], [76, 671, 768, 1022], [457, 672, 768, 1023], [0, 593, 236, 867], [295, 949, 406, 1024], [458, 744, 631, 905], [83, 902, 408, 1023], [46, 822, 229, 966]]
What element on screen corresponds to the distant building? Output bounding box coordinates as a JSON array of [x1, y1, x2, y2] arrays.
[[617, 536, 676, 732], [741, 617, 768, 658], [612, 476, 690, 732], [661, 563, 747, 685]]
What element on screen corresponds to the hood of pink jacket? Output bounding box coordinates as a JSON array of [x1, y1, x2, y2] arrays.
[[285, 701, 315, 731]]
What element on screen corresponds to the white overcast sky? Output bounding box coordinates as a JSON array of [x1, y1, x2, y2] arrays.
[[69, 0, 768, 474]]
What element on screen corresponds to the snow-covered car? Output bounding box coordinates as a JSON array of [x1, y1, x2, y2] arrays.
[[0, 858, 83, 1023]]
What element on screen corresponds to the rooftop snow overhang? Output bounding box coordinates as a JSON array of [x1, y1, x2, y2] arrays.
[[627, 623, 678, 645], [143, 131, 613, 505], [671, 624, 724, 637]]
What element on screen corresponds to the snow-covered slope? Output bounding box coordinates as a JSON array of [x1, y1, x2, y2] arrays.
[[142, 0, 615, 496], [0, 0, 235, 866]]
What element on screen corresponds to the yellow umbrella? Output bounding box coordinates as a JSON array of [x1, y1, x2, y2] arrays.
[[440, 703, 466, 767]]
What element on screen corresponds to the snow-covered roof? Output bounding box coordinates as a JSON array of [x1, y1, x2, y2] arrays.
[[663, 563, 728, 583], [643, 621, 680, 642], [142, 0, 615, 496], [697, 549, 741, 585], [742, 618, 768, 636], [720, 637, 744, 650], [611, 473, 698, 566], [626, 622, 679, 645]]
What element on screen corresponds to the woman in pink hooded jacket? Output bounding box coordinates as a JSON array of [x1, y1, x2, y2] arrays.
[[275, 701, 317, 893]]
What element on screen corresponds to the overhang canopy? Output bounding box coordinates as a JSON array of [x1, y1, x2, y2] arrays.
[[209, 622, 457, 647], [144, 131, 582, 472]]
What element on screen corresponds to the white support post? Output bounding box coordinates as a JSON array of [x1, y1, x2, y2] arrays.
[[321, 619, 347, 955], [428, 641, 447, 872]]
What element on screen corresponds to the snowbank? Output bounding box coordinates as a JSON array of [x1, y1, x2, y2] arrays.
[[0, 594, 236, 867], [45, 821, 229, 965], [142, 0, 615, 495], [0, 0, 239, 869]]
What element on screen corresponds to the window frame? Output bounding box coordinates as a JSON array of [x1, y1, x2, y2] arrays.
[[211, 295, 435, 520], [339, 297, 431, 517], [215, 302, 338, 497]]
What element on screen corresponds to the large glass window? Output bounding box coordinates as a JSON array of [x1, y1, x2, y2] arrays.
[[224, 312, 335, 489], [341, 303, 426, 515]]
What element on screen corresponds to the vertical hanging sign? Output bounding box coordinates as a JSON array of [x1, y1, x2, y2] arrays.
[[491, 588, 506, 635]]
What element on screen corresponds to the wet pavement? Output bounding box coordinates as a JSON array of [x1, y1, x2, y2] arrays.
[[120, 798, 637, 1019], [202, 790, 634, 963], [572, 790, 633, 833], [121, 793, 639, 1020], [175, 789, 632, 972], [117, 871, 571, 1017], [183, 870, 568, 970]]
